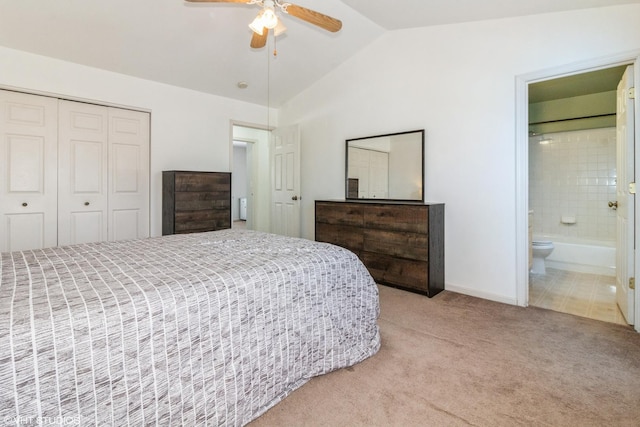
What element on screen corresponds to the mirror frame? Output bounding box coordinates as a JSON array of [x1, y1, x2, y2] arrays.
[[345, 129, 425, 202]]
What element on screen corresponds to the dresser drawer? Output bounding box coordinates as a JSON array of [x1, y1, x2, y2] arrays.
[[364, 205, 428, 233], [174, 209, 230, 229], [363, 229, 428, 261], [316, 222, 363, 253], [175, 192, 230, 211], [174, 172, 231, 192], [362, 252, 428, 292], [315, 201, 364, 226]]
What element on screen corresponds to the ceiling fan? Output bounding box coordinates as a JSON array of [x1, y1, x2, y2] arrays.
[[186, 0, 342, 48]]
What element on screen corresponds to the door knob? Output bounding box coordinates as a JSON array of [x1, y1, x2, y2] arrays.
[[608, 201, 618, 209], [291, 196, 299, 201]]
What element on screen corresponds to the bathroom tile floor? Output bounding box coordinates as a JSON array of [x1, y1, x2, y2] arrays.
[[529, 267, 628, 326]]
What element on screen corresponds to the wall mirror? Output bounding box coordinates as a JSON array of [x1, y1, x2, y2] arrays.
[[346, 129, 424, 202]]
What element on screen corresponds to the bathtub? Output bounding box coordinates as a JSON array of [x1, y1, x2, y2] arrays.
[[534, 235, 616, 277]]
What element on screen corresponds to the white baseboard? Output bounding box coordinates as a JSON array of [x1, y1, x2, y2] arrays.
[[445, 283, 518, 306]]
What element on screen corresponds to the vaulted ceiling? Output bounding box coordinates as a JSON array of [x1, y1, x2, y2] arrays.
[[0, 0, 638, 106]]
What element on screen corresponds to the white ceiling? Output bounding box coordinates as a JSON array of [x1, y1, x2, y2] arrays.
[[340, 0, 640, 30], [0, 0, 638, 107]]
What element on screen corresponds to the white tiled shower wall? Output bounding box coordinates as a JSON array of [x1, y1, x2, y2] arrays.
[[529, 127, 617, 242]]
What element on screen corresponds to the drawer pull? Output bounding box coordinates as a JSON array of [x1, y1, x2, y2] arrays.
[[22, 202, 28, 207]]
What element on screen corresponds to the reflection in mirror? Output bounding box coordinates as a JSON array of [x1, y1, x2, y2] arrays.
[[346, 130, 424, 201]]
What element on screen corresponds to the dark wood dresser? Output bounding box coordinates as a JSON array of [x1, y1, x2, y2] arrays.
[[315, 200, 444, 297], [162, 171, 231, 235]]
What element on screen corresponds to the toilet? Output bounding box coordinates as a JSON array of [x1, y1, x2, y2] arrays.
[[531, 240, 554, 275]]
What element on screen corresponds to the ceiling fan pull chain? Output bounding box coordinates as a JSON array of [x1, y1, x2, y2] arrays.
[[273, 31, 278, 57]]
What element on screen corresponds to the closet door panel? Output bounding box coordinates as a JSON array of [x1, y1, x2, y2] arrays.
[[70, 211, 104, 244], [108, 108, 149, 240], [111, 209, 140, 241], [58, 100, 108, 246], [0, 90, 58, 251], [6, 214, 46, 251], [9, 136, 44, 191], [112, 144, 139, 192], [73, 141, 103, 192]]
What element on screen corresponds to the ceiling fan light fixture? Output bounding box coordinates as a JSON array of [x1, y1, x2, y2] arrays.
[[261, 8, 278, 29], [249, 13, 265, 35], [273, 19, 287, 37]]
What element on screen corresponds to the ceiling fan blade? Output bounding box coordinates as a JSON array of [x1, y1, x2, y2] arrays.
[[250, 28, 268, 48], [284, 4, 342, 32], [185, 0, 250, 3]]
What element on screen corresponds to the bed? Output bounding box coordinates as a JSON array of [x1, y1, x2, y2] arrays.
[[0, 229, 380, 426]]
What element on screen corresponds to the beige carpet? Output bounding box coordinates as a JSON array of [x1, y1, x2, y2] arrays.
[[250, 285, 640, 426]]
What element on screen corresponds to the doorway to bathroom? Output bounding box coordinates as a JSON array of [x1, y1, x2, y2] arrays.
[[519, 57, 639, 329]]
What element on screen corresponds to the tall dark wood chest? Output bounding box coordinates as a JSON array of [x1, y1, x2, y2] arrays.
[[315, 200, 445, 297], [162, 171, 231, 235]]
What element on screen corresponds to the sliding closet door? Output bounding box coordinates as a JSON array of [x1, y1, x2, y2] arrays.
[[0, 90, 58, 252], [1, 93, 149, 250], [58, 102, 149, 244], [57, 100, 109, 246], [108, 108, 150, 240]]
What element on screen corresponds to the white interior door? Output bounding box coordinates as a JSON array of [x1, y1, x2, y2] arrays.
[[108, 107, 149, 241], [58, 100, 108, 246], [270, 124, 300, 237], [616, 64, 635, 325], [0, 90, 58, 252]]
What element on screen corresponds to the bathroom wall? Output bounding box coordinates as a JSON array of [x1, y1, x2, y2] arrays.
[[529, 127, 617, 242]]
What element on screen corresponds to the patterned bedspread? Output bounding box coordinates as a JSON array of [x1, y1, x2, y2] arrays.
[[0, 230, 380, 426]]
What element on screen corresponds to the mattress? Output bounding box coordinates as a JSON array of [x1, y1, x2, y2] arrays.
[[0, 229, 380, 426]]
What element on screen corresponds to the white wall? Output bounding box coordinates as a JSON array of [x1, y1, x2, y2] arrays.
[[278, 4, 640, 304], [0, 46, 276, 237]]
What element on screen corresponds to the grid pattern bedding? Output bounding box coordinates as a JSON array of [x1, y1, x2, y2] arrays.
[[0, 229, 380, 426]]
